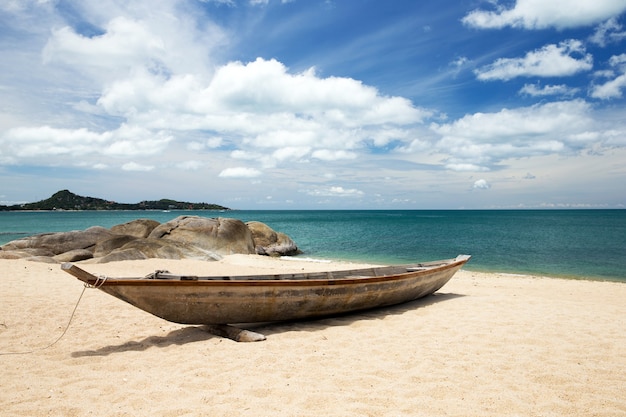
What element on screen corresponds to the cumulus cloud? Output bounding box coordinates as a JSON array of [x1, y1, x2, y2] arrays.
[[589, 17, 626, 46], [42, 5, 224, 81], [430, 100, 595, 171], [519, 83, 579, 97], [307, 186, 364, 197], [475, 40, 593, 81], [462, 0, 626, 30], [1, 124, 172, 159], [122, 161, 154, 171], [5, 1, 432, 180], [473, 179, 490, 189], [311, 149, 357, 161], [43, 17, 165, 73], [218, 167, 263, 178], [57, 52, 429, 173], [590, 54, 626, 99]]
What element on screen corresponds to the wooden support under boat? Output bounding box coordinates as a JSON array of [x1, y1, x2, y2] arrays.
[[203, 325, 266, 342]]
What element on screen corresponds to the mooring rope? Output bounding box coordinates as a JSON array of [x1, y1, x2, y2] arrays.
[[0, 275, 106, 356], [89, 274, 108, 289]]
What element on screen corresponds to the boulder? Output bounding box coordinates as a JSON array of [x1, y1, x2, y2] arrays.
[[0, 247, 56, 259], [0, 215, 299, 263], [149, 216, 255, 256], [98, 238, 221, 263], [246, 221, 300, 256], [1, 226, 113, 255], [93, 235, 138, 258], [53, 249, 94, 263], [24, 256, 58, 264], [0, 251, 27, 260], [110, 219, 160, 238], [98, 248, 149, 263]]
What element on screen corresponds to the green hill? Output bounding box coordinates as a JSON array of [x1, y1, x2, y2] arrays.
[[0, 190, 230, 211]]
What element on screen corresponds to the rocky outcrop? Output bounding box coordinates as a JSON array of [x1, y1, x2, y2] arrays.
[[110, 218, 160, 238], [100, 238, 222, 263], [1, 226, 113, 255], [246, 221, 301, 256], [0, 216, 300, 263], [149, 216, 256, 255]]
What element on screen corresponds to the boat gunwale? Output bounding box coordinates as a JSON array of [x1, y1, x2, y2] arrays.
[[67, 256, 470, 288]]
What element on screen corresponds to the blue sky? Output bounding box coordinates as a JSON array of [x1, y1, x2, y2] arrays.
[[1, 0, 626, 209]]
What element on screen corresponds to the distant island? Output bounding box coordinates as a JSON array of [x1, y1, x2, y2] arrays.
[[0, 190, 230, 211]]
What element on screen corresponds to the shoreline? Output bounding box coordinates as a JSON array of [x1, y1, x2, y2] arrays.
[[289, 254, 626, 283], [1, 255, 625, 416], [1, 247, 624, 282], [2, 209, 625, 282]]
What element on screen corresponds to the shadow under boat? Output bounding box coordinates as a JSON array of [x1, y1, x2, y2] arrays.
[[71, 291, 464, 357]]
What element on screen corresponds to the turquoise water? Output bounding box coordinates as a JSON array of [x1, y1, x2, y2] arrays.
[[1, 210, 625, 282]]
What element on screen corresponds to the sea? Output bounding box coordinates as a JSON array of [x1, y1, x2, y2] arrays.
[[1, 210, 625, 282]]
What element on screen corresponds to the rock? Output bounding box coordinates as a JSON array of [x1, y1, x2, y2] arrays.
[[25, 256, 58, 264], [149, 216, 255, 256], [110, 219, 160, 238], [1, 226, 113, 255], [246, 221, 300, 256], [0, 215, 299, 263], [0, 247, 56, 259], [93, 235, 138, 258], [98, 248, 149, 263], [53, 249, 94, 263], [0, 251, 27, 260], [97, 238, 221, 263]]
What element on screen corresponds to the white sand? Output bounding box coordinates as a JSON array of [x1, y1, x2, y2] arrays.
[[1, 256, 625, 416]]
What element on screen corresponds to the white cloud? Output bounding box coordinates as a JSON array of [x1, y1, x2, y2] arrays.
[[519, 83, 579, 97], [86, 56, 431, 173], [187, 137, 224, 151], [1, 124, 172, 158], [176, 160, 204, 171], [475, 40, 593, 81], [193, 58, 428, 125], [218, 167, 263, 178], [307, 186, 364, 197], [446, 162, 490, 172], [473, 179, 490, 189], [311, 149, 357, 161], [122, 161, 154, 171], [589, 17, 626, 46], [200, 0, 235, 5], [271, 146, 311, 164], [42, 5, 224, 81], [431, 100, 595, 171], [449, 56, 471, 77], [590, 54, 626, 99], [590, 73, 626, 99], [43, 17, 165, 74], [462, 0, 626, 30]]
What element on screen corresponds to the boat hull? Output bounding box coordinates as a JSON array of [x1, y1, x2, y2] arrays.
[[64, 255, 469, 324]]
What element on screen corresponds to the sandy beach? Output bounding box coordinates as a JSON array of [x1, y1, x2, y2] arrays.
[[1, 255, 625, 416]]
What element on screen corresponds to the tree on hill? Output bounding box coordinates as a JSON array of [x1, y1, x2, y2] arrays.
[[0, 190, 230, 211]]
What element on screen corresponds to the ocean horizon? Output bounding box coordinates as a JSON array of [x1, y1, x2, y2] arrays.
[[1, 209, 625, 282]]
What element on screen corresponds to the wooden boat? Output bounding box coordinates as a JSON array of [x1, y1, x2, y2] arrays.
[[62, 255, 470, 326]]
